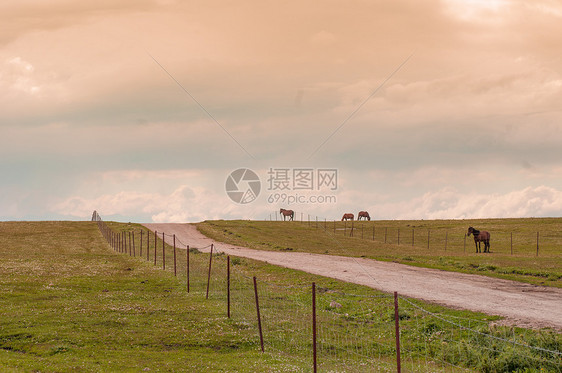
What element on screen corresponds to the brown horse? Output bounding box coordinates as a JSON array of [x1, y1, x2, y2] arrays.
[[341, 213, 354, 221], [280, 208, 294, 221], [357, 211, 370, 221], [467, 227, 490, 253]]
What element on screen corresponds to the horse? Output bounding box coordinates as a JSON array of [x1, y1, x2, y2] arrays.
[[357, 211, 370, 221], [467, 227, 490, 253], [341, 213, 354, 221], [279, 208, 294, 221]]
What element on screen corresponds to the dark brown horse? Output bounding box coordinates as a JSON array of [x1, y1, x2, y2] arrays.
[[341, 213, 354, 221], [280, 208, 294, 221], [467, 227, 490, 253], [357, 211, 370, 221]]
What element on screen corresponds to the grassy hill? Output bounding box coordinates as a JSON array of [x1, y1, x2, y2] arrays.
[[0, 221, 282, 372]]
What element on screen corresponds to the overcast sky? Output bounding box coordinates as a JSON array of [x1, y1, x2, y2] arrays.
[[2, 0, 562, 222]]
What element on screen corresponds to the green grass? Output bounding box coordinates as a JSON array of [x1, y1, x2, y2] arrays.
[[197, 218, 562, 287], [0, 221, 290, 372], [1, 220, 560, 372]]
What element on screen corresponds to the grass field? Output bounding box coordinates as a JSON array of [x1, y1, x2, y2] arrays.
[[0, 220, 560, 372], [197, 218, 562, 288]]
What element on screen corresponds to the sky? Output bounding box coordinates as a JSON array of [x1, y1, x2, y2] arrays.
[[1, 0, 562, 223]]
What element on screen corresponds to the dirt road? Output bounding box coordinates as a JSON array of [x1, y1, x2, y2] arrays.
[[144, 223, 562, 331]]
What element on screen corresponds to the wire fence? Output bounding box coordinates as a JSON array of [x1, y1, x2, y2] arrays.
[[92, 211, 562, 372], [266, 210, 562, 257]]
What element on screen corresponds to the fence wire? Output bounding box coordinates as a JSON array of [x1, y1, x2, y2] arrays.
[[94, 212, 562, 372]]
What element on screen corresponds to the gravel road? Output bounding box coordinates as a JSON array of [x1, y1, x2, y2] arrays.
[[143, 223, 562, 331]]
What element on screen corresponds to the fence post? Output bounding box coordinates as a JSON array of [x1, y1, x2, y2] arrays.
[[464, 233, 466, 253], [385, 227, 387, 243], [206, 244, 214, 299], [173, 234, 177, 276], [146, 230, 150, 261], [394, 291, 402, 373], [140, 230, 143, 257], [427, 229, 430, 251], [253, 276, 265, 352], [445, 231, 448, 252], [412, 228, 414, 247], [161, 232, 166, 270], [536, 232, 539, 256], [511, 232, 513, 255], [312, 282, 317, 373], [373, 223, 375, 241], [227, 256, 231, 318], [397, 228, 400, 245], [154, 230, 157, 266], [186, 245, 190, 293], [350, 221, 354, 237], [132, 231, 136, 257]]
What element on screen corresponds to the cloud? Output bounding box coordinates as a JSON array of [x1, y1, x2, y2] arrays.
[[375, 185, 562, 220]]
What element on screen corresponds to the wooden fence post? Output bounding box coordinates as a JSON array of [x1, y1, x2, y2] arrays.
[[394, 292, 402, 373], [206, 244, 214, 299], [427, 229, 430, 251], [536, 232, 539, 257], [154, 230, 157, 266], [162, 232, 166, 270], [173, 234, 177, 276], [227, 256, 230, 318], [312, 282, 317, 373], [140, 230, 143, 257], [510, 232, 513, 255], [253, 277, 265, 352], [186, 245, 190, 293]]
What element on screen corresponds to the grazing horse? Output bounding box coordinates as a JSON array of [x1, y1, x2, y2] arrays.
[[279, 208, 294, 221], [357, 211, 371, 221], [341, 213, 354, 221], [467, 227, 490, 253]]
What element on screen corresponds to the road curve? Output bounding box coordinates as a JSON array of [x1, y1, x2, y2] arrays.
[[143, 223, 562, 331]]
